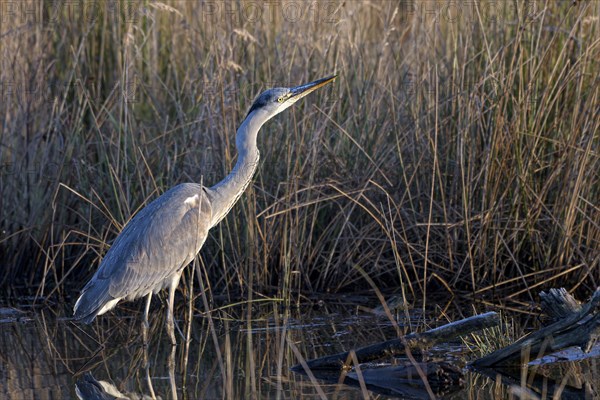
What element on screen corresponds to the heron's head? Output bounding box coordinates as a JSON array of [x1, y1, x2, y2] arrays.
[[245, 75, 337, 120]]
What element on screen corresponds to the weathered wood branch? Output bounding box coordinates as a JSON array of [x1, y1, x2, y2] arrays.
[[540, 287, 582, 321], [471, 288, 600, 367], [292, 287, 600, 398], [292, 311, 499, 371]]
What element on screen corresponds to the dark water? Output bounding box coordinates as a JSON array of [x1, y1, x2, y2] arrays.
[[1, 302, 598, 399]]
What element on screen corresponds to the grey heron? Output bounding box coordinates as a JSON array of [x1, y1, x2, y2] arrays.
[[73, 75, 337, 344]]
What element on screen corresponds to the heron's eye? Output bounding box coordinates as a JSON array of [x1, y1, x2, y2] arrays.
[[277, 96, 285, 103]]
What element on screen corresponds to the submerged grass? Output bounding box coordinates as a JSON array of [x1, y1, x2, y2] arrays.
[[0, 1, 598, 307]]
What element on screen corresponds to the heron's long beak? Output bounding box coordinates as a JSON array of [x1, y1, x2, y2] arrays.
[[289, 74, 337, 101]]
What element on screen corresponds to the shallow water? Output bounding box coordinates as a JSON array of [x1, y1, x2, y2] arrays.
[[1, 301, 598, 399]]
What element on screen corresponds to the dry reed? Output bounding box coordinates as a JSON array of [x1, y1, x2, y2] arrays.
[[0, 1, 598, 308]]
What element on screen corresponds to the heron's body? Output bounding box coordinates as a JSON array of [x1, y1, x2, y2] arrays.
[[73, 75, 336, 344], [74, 183, 212, 322]]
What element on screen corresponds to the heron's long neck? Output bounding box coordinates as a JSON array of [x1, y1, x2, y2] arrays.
[[208, 113, 265, 227]]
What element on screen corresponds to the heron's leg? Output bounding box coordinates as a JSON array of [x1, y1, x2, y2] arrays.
[[166, 273, 181, 346], [142, 293, 152, 345]]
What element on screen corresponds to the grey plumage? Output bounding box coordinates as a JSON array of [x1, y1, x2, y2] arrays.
[[74, 184, 211, 323], [73, 75, 337, 344]]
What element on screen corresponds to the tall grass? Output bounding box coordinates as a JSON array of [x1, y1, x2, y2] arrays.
[[0, 1, 598, 306]]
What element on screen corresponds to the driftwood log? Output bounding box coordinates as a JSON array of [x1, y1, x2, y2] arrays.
[[293, 288, 600, 398], [471, 288, 600, 367], [291, 311, 500, 371], [540, 287, 583, 322]]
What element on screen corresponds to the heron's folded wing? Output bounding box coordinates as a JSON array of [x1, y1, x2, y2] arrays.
[[87, 184, 212, 301]]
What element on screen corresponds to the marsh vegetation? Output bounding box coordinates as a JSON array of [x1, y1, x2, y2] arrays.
[[1, 0, 598, 303], [0, 1, 598, 398]]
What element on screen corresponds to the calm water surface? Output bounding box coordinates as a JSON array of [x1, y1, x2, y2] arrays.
[[1, 301, 598, 399]]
